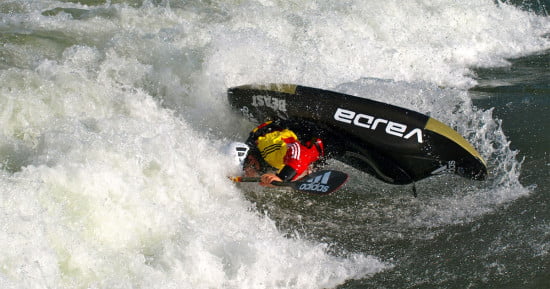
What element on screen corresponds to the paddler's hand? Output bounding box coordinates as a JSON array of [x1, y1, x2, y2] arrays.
[[260, 173, 283, 187]]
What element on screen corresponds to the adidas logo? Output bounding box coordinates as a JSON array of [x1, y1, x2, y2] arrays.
[[299, 171, 331, 193], [431, 160, 456, 175]]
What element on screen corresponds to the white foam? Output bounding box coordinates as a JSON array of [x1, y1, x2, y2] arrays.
[[203, 0, 550, 89], [0, 0, 547, 287], [0, 13, 386, 289]]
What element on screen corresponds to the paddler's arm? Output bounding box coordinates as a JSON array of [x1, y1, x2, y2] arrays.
[[259, 166, 297, 187], [259, 173, 282, 187]]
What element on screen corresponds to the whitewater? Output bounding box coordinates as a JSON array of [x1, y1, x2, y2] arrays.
[[0, 0, 549, 288]]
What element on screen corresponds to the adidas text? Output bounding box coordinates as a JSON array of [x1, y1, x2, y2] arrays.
[[299, 183, 330, 193]]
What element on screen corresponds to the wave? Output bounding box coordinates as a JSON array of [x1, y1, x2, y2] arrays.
[[0, 0, 548, 288]]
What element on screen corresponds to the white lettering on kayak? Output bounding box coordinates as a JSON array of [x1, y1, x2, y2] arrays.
[[334, 107, 423, 143], [252, 95, 287, 112]]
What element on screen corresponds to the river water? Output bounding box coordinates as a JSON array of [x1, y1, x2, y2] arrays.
[[0, 1, 548, 288]]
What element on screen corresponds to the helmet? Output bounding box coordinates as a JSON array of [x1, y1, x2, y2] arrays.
[[224, 142, 250, 167]]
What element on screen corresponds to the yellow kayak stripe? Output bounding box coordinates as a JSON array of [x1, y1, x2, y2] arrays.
[[239, 83, 298, 95], [425, 118, 486, 166]]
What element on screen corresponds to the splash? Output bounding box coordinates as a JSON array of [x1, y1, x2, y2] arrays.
[[1, 0, 548, 288]]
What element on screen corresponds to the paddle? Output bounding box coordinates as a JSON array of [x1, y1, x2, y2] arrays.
[[229, 170, 348, 195]]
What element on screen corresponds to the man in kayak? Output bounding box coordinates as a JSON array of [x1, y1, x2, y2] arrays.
[[239, 120, 325, 187]]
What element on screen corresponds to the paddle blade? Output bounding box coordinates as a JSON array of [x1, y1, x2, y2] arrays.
[[281, 170, 348, 195]]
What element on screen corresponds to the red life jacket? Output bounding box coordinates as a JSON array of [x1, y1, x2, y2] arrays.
[[283, 138, 323, 180], [248, 121, 325, 181]]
